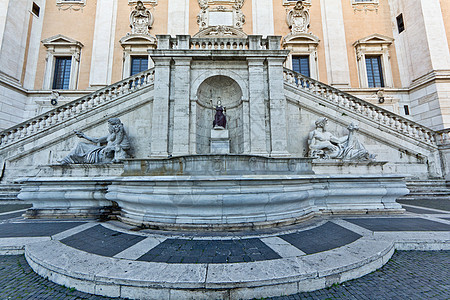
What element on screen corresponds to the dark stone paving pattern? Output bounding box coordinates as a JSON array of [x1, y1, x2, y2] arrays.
[[271, 251, 450, 300], [404, 206, 442, 214], [138, 238, 281, 263], [0, 211, 25, 221], [280, 222, 362, 255], [0, 222, 86, 238], [0, 255, 118, 300], [61, 225, 146, 257], [0, 204, 32, 214], [0, 251, 448, 299], [346, 217, 450, 231]]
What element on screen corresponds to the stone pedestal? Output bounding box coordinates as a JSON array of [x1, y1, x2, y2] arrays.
[[210, 128, 230, 154]]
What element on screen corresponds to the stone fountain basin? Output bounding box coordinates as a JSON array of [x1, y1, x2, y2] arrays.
[[17, 155, 407, 230]]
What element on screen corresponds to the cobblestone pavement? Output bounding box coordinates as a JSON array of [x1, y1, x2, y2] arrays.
[[0, 251, 448, 299]]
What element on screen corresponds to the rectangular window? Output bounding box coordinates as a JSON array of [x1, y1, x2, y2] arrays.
[[32, 2, 40, 17], [130, 56, 149, 76], [292, 55, 310, 77], [404, 105, 410, 116], [52, 57, 72, 90], [365, 56, 384, 88], [397, 14, 405, 33]]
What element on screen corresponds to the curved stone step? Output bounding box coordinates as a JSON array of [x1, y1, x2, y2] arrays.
[[25, 236, 395, 299]]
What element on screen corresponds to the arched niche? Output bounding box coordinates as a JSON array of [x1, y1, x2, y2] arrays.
[[196, 75, 243, 154]]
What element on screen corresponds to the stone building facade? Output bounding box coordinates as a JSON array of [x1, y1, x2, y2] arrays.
[[0, 0, 449, 132]]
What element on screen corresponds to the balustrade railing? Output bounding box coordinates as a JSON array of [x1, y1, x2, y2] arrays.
[[0, 68, 155, 149], [435, 128, 450, 146], [283, 68, 437, 146], [157, 35, 277, 51]]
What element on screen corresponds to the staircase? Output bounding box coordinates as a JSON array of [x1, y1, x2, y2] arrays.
[[0, 184, 21, 203], [0, 68, 155, 150], [398, 180, 450, 202]]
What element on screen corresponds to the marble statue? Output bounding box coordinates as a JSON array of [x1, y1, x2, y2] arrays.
[[308, 117, 374, 161], [213, 100, 227, 129], [60, 118, 131, 164]]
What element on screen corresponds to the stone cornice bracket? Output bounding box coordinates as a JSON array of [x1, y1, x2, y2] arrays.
[[286, 1, 310, 34], [130, 1, 154, 35]]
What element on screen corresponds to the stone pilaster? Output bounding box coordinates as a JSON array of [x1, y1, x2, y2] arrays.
[[171, 56, 192, 156], [150, 57, 172, 157], [320, 0, 350, 87], [89, 0, 118, 88], [247, 57, 268, 155], [267, 57, 289, 157]]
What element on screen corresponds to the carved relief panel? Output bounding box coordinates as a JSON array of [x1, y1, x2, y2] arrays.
[[286, 1, 310, 34], [197, 0, 245, 32]]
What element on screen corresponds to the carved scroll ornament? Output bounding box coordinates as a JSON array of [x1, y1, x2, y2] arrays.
[[130, 1, 154, 35]]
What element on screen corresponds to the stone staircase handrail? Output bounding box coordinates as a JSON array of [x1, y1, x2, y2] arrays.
[[435, 128, 450, 146], [0, 68, 155, 149], [283, 68, 437, 146]]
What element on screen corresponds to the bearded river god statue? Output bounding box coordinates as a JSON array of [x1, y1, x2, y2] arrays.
[[60, 118, 131, 164], [308, 117, 376, 161]]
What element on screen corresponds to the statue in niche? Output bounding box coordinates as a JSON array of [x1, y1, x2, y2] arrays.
[[129, 1, 154, 35], [308, 117, 375, 161], [213, 99, 227, 129], [60, 118, 131, 164], [287, 1, 310, 34]]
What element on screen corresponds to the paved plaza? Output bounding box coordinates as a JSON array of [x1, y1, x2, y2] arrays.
[[0, 200, 448, 299]]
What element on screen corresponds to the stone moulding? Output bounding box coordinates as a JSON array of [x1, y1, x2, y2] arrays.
[[17, 173, 407, 230]]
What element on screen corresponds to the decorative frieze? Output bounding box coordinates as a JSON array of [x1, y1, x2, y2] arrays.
[[351, 0, 379, 13], [56, 0, 86, 12]]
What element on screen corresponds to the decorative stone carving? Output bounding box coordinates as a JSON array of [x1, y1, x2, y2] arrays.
[[130, 1, 154, 35], [287, 1, 310, 34], [56, 0, 86, 12], [197, 0, 245, 32], [233, 0, 245, 29], [308, 117, 375, 161], [193, 25, 247, 38], [60, 118, 131, 164]]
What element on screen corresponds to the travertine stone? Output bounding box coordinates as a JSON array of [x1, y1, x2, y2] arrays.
[[247, 57, 269, 155], [150, 57, 172, 157], [267, 57, 290, 157], [210, 128, 230, 154], [172, 57, 192, 156]]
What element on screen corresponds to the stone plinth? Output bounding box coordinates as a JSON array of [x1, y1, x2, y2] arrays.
[[210, 128, 230, 154]]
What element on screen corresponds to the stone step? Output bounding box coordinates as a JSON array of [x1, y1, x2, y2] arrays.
[[400, 180, 450, 201], [0, 184, 21, 202], [397, 196, 450, 202]]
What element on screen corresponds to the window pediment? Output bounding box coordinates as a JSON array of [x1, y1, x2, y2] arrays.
[[282, 33, 319, 46], [353, 34, 393, 47], [120, 34, 157, 46], [42, 35, 84, 48]]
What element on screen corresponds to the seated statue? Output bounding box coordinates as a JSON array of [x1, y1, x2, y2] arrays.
[[213, 100, 226, 129], [60, 118, 131, 164], [308, 117, 374, 161]]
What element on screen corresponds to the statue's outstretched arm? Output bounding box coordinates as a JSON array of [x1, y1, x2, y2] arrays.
[[74, 130, 107, 144]]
